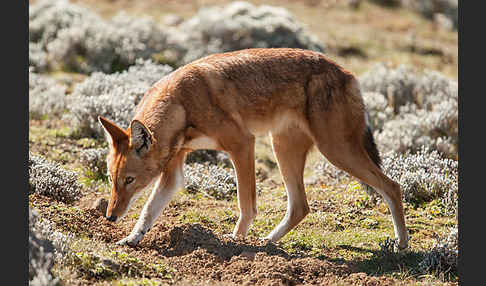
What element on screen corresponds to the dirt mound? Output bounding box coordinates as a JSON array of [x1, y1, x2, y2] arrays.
[[164, 249, 352, 285], [143, 223, 287, 259], [134, 223, 352, 285]]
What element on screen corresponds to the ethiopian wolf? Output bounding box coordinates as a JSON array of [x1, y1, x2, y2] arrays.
[[98, 48, 408, 250]]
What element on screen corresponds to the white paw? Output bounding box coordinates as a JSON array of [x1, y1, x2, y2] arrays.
[[116, 233, 143, 247]]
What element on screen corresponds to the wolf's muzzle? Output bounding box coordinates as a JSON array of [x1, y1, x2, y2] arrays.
[[106, 215, 117, 222]]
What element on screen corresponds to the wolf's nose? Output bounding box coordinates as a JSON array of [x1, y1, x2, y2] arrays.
[[106, 215, 117, 222]]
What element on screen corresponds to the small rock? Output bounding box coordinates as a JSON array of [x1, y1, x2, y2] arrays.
[[91, 197, 108, 215]]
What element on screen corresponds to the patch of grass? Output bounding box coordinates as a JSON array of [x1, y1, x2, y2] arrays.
[[214, 208, 238, 234], [76, 137, 104, 149], [360, 218, 379, 229], [65, 249, 174, 282], [80, 167, 109, 183], [111, 251, 174, 279], [423, 199, 449, 217], [70, 251, 118, 280], [77, 170, 110, 194], [30, 124, 78, 141], [248, 216, 281, 238], [280, 230, 326, 256], [152, 51, 179, 68], [178, 209, 216, 229]]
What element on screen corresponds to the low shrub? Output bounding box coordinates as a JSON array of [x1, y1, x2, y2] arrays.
[[169, 1, 326, 65], [381, 147, 457, 213], [29, 208, 57, 286], [360, 64, 419, 114], [68, 59, 173, 138], [29, 207, 75, 286], [29, 0, 326, 73], [375, 104, 457, 157], [362, 91, 394, 132], [29, 0, 176, 73], [185, 150, 232, 168], [419, 226, 458, 275], [360, 64, 458, 158], [29, 70, 68, 120], [79, 148, 109, 178], [360, 63, 457, 112], [29, 42, 49, 73], [29, 153, 83, 203], [314, 146, 457, 214], [184, 163, 237, 201]]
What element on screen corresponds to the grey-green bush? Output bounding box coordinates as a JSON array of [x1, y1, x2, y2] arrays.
[[315, 146, 457, 214], [185, 150, 233, 168], [79, 148, 109, 177], [29, 70, 68, 120], [29, 0, 176, 73], [360, 63, 416, 113], [381, 147, 457, 214], [314, 158, 352, 187], [29, 42, 49, 73], [29, 0, 326, 73], [374, 103, 457, 157], [29, 153, 83, 203], [419, 226, 458, 274], [184, 163, 237, 201], [360, 63, 458, 110], [360, 64, 458, 158], [68, 59, 173, 138], [29, 208, 59, 286], [362, 92, 395, 132], [170, 1, 326, 65]]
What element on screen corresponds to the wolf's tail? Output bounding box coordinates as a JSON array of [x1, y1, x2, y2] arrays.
[[360, 112, 382, 194], [363, 113, 382, 169]]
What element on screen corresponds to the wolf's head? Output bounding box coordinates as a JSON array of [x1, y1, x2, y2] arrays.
[[98, 116, 161, 222]]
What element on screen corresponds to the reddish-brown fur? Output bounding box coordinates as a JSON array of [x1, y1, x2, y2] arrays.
[[99, 48, 408, 249]]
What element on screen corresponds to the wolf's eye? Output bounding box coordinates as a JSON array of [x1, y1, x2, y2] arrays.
[[125, 176, 134, 185]]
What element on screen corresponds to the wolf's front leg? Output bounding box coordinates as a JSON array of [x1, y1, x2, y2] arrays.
[[226, 135, 258, 238], [116, 152, 186, 247]]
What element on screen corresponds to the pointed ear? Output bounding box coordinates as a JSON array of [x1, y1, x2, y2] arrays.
[[130, 120, 153, 156], [98, 116, 128, 145]]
